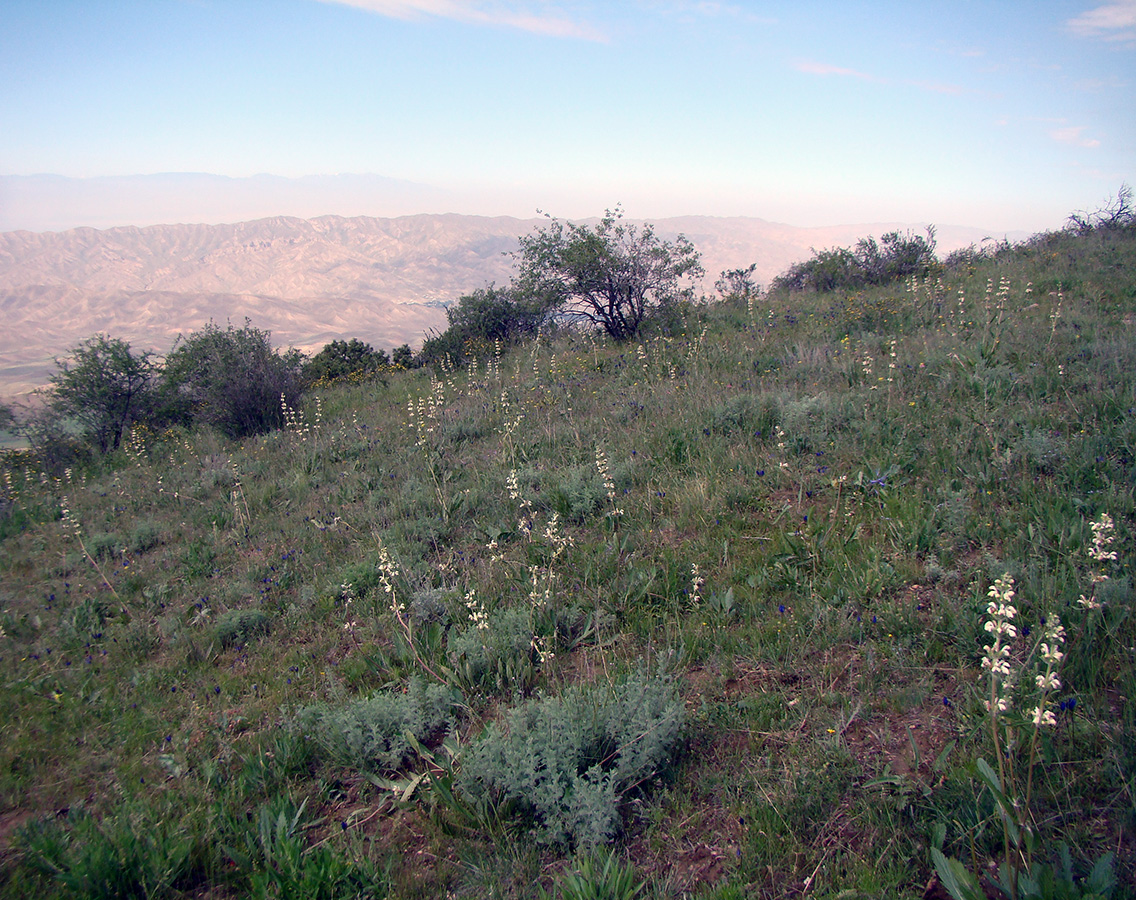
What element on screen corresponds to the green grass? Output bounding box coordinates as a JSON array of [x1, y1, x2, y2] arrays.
[[1, 223, 1134, 898]]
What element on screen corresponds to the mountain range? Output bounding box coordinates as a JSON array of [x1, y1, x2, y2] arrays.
[[0, 212, 1013, 398]]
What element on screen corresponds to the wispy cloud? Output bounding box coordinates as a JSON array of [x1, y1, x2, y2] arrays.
[[793, 59, 882, 82], [1050, 125, 1102, 148], [1066, 0, 1136, 42], [317, 0, 608, 41]]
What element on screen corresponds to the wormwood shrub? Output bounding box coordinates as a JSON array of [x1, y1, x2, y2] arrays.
[[213, 608, 272, 648], [546, 462, 608, 525], [297, 677, 459, 772], [457, 670, 685, 848]]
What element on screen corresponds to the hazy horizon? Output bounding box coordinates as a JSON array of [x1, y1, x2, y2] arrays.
[[0, 172, 1043, 236]]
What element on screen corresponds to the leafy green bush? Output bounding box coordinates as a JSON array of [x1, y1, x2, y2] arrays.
[[419, 284, 558, 367], [297, 677, 459, 772], [772, 228, 938, 294], [162, 320, 304, 439], [457, 671, 685, 847], [303, 339, 390, 386]]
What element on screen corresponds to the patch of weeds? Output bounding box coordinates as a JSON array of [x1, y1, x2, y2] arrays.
[[84, 531, 121, 560], [14, 800, 210, 899], [704, 394, 779, 438], [222, 796, 389, 900], [180, 539, 217, 577], [542, 847, 645, 900]]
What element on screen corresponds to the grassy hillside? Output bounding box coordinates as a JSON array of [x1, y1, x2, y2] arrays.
[[0, 224, 1133, 899]]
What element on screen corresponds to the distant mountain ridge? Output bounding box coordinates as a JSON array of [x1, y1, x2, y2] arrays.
[[0, 213, 1012, 398]]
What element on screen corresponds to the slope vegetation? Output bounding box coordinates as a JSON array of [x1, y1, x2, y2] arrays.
[[0, 223, 1133, 898]]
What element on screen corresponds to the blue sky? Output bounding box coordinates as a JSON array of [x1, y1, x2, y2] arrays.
[[1, 0, 1134, 231]]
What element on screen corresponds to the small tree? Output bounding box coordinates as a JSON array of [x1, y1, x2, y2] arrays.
[[163, 320, 303, 439], [513, 208, 703, 342], [46, 335, 156, 453], [715, 264, 760, 302]]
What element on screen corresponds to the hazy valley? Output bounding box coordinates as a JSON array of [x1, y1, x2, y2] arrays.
[[0, 212, 1006, 397]]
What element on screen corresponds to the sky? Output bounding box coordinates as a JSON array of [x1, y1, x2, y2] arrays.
[[1, 0, 1134, 233]]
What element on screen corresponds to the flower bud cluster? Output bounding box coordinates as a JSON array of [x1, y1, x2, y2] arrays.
[[1081, 512, 1118, 609], [982, 575, 1017, 711], [595, 445, 623, 518], [690, 563, 705, 608], [464, 589, 489, 632], [374, 536, 403, 615], [507, 469, 534, 536], [1031, 615, 1065, 727], [981, 574, 1067, 729]]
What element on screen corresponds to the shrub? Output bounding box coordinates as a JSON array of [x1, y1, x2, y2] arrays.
[[128, 520, 163, 553], [162, 320, 304, 439], [419, 284, 558, 368], [457, 671, 685, 847], [296, 677, 459, 772], [772, 228, 938, 294], [15, 404, 91, 474], [447, 606, 538, 696], [391, 344, 415, 369], [303, 338, 390, 386], [715, 263, 761, 303]]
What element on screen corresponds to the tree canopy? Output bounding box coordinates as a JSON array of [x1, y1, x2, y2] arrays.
[[513, 208, 703, 341], [47, 334, 156, 453]]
